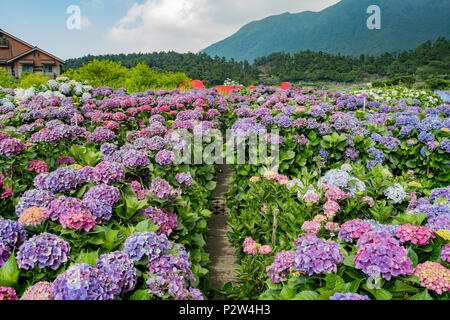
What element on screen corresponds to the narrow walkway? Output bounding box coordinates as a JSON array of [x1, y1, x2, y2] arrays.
[[205, 164, 239, 296]]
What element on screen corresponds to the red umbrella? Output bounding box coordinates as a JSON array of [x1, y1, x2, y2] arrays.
[[281, 82, 292, 90], [191, 80, 205, 89]]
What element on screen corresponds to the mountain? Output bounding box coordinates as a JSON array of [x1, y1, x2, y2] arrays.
[[202, 0, 450, 62]]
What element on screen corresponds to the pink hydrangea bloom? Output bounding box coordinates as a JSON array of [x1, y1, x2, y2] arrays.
[[243, 238, 258, 255], [302, 221, 321, 234], [59, 209, 96, 232], [414, 262, 450, 295], [259, 245, 272, 255], [396, 224, 435, 245], [361, 196, 375, 208]]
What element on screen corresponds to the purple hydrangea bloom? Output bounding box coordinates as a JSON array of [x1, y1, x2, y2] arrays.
[[121, 149, 150, 168], [265, 250, 295, 283], [20, 281, 54, 300], [100, 143, 117, 157], [355, 230, 413, 280], [155, 149, 175, 166], [53, 263, 115, 300], [441, 244, 450, 263], [150, 177, 179, 200], [175, 172, 193, 187], [140, 206, 178, 236], [329, 292, 370, 300], [123, 232, 172, 262], [81, 199, 113, 224], [338, 219, 373, 243], [0, 241, 11, 267], [39, 167, 79, 193], [15, 189, 56, 217], [16, 233, 70, 270], [96, 251, 138, 295], [0, 138, 26, 156], [91, 161, 125, 185], [46, 196, 85, 221], [0, 219, 27, 248], [83, 184, 120, 206], [87, 127, 115, 143], [293, 234, 343, 276]]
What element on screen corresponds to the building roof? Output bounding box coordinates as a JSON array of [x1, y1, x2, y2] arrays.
[[6, 47, 66, 64], [0, 28, 65, 64]]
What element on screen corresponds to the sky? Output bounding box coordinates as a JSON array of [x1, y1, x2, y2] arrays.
[[0, 0, 340, 60]]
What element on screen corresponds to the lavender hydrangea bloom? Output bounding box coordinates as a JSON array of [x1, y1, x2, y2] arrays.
[[91, 161, 125, 185], [16, 233, 70, 270], [100, 143, 117, 157], [81, 199, 113, 224], [0, 138, 26, 156], [155, 149, 175, 166], [265, 250, 295, 283], [293, 234, 343, 276], [46, 196, 85, 221], [53, 263, 115, 300], [87, 127, 115, 143], [83, 184, 120, 206], [121, 149, 150, 168], [15, 189, 56, 217], [329, 292, 370, 300], [96, 251, 137, 295], [0, 219, 27, 248], [41, 167, 79, 193], [0, 241, 11, 267], [123, 232, 172, 262], [175, 172, 193, 187], [355, 230, 413, 280]]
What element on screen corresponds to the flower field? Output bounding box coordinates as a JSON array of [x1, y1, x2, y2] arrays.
[[0, 78, 449, 300]]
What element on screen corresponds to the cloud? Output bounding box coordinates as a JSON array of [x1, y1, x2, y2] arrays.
[[106, 0, 340, 54], [81, 16, 93, 28]]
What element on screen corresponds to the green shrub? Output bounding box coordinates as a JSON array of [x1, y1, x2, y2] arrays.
[[18, 72, 49, 89], [0, 67, 15, 88], [425, 78, 450, 91]]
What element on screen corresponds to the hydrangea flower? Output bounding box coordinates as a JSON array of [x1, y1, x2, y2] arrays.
[[175, 172, 194, 187], [301, 221, 321, 234], [0, 287, 18, 300], [18, 207, 48, 226], [441, 244, 450, 263], [338, 219, 372, 243], [155, 149, 175, 166], [123, 232, 172, 262], [243, 237, 258, 255], [27, 161, 48, 173], [91, 161, 125, 185], [53, 263, 115, 300], [59, 209, 96, 232], [414, 262, 450, 295], [20, 282, 54, 300], [16, 233, 70, 270], [15, 189, 55, 217], [45, 196, 85, 221], [384, 183, 407, 204], [140, 206, 178, 236], [83, 184, 120, 206], [266, 250, 295, 283], [355, 230, 413, 280], [96, 251, 137, 296], [0, 219, 27, 248], [0, 138, 26, 156], [329, 292, 370, 300], [293, 234, 343, 276], [395, 224, 435, 245]]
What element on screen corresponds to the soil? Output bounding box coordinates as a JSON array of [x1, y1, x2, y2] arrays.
[[205, 164, 239, 297]]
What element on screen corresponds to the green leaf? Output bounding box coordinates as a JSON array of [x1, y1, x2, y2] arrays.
[[205, 181, 217, 191], [0, 254, 19, 287], [407, 248, 419, 268], [362, 285, 392, 300], [343, 255, 356, 267], [392, 280, 420, 293], [409, 289, 433, 300], [129, 289, 151, 300], [191, 233, 206, 247], [293, 291, 319, 300], [279, 286, 296, 300], [324, 274, 345, 291]]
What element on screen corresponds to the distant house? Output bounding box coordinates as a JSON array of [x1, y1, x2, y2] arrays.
[[0, 29, 65, 79]]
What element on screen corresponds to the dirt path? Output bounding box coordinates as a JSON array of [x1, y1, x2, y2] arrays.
[[205, 164, 238, 296]]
